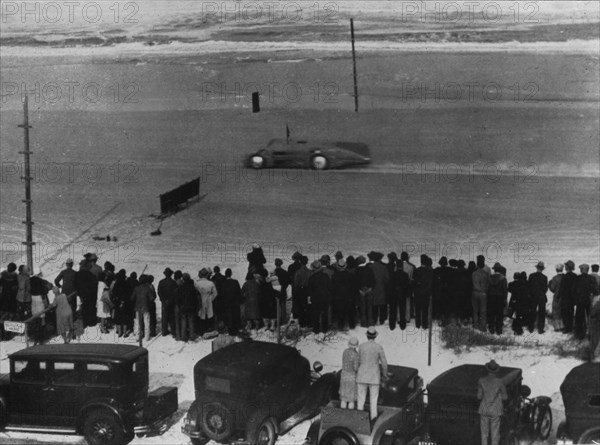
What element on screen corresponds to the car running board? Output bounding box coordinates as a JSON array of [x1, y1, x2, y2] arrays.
[[5, 425, 77, 434]]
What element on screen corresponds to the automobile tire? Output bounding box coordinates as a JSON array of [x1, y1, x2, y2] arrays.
[[319, 428, 359, 445], [251, 155, 266, 169], [200, 402, 233, 442], [310, 155, 329, 170], [578, 427, 600, 444], [83, 409, 129, 445], [246, 414, 278, 445], [533, 404, 552, 440]]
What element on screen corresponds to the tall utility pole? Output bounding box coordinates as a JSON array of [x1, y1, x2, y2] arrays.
[[18, 96, 35, 272], [350, 18, 359, 112]]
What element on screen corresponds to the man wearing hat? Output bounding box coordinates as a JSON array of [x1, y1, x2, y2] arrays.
[[487, 263, 508, 335], [548, 263, 564, 331], [528, 261, 548, 334], [367, 252, 389, 326], [477, 360, 507, 445], [54, 259, 77, 313], [356, 327, 388, 421], [195, 268, 218, 335], [308, 261, 331, 334], [413, 255, 434, 329], [573, 263, 600, 340], [332, 259, 357, 330], [158, 267, 177, 337], [292, 256, 311, 327]]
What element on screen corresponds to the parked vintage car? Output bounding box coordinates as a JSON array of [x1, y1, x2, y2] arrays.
[[305, 365, 425, 445], [425, 364, 552, 445], [182, 341, 339, 445], [557, 362, 600, 444], [0, 344, 178, 445], [247, 139, 371, 170]]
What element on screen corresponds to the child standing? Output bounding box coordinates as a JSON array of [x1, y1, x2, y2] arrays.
[[339, 337, 359, 409]]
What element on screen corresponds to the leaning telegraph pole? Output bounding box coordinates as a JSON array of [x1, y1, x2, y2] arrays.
[[350, 18, 359, 112], [18, 96, 35, 272]]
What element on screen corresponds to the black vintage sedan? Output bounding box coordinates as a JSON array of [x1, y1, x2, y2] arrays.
[[247, 139, 371, 170], [182, 341, 339, 445], [0, 344, 177, 445], [426, 364, 552, 445], [557, 363, 600, 444]]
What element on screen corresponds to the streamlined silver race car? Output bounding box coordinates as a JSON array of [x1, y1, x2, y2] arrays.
[[247, 139, 371, 170]]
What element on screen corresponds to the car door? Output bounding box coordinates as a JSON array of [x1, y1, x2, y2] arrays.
[[44, 361, 85, 427], [10, 359, 48, 425]]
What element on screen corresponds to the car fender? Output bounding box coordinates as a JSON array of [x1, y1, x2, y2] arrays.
[[305, 418, 321, 445], [308, 372, 340, 408], [77, 398, 127, 432]]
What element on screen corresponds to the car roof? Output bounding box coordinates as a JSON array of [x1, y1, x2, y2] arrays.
[[194, 341, 299, 377], [9, 344, 147, 364], [560, 363, 600, 414], [266, 139, 369, 154], [427, 364, 522, 398]]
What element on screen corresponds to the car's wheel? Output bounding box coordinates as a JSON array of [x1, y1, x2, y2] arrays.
[[578, 427, 600, 444], [246, 414, 277, 445], [251, 155, 266, 169], [83, 409, 129, 445], [200, 402, 233, 441], [319, 428, 359, 445], [310, 155, 329, 170], [533, 404, 552, 440]]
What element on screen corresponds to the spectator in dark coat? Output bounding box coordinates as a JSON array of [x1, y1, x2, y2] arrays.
[[103, 261, 116, 287], [433, 256, 453, 325], [559, 260, 578, 333], [455, 260, 472, 323], [54, 259, 76, 312], [508, 272, 530, 335], [0, 263, 19, 314], [84, 253, 103, 279], [528, 261, 549, 334], [487, 263, 508, 335], [287, 252, 302, 283], [147, 275, 158, 337], [221, 268, 242, 334], [247, 244, 267, 280], [400, 252, 416, 321], [110, 270, 130, 337], [172, 270, 183, 339], [389, 259, 410, 330], [308, 261, 331, 334], [75, 260, 98, 328], [242, 273, 262, 332], [357, 256, 375, 327], [331, 259, 358, 330], [413, 255, 434, 329], [211, 266, 227, 324], [158, 267, 177, 337], [472, 256, 491, 331], [573, 264, 600, 340], [175, 273, 198, 342], [292, 256, 311, 327], [124, 271, 139, 334], [273, 258, 290, 323], [368, 251, 389, 325]]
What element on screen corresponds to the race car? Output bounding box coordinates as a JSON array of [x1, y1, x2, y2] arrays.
[[247, 139, 371, 170]]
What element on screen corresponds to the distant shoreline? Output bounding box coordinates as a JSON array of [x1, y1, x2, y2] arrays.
[[1, 38, 598, 59]]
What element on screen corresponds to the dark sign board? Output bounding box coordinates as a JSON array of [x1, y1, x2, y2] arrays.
[[159, 177, 200, 215]]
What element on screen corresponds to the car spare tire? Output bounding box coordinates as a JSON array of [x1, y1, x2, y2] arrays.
[[200, 401, 233, 441], [319, 427, 359, 445]]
